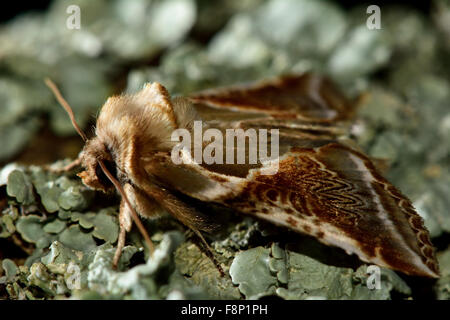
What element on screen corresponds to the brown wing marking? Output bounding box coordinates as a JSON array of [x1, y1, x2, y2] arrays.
[[219, 143, 439, 278], [189, 73, 355, 122]]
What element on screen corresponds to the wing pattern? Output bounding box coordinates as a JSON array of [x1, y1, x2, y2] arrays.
[[146, 73, 438, 277]]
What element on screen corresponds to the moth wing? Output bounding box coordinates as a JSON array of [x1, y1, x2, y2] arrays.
[[148, 142, 438, 278], [142, 73, 438, 277], [225, 142, 439, 278], [189, 73, 354, 143], [189, 73, 356, 123]]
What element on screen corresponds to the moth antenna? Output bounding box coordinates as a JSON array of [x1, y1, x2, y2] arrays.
[[44, 78, 88, 142], [98, 160, 155, 256]]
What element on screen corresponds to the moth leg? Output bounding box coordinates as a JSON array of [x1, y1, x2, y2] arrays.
[[141, 184, 224, 275], [189, 228, 225, 277], [112, 198, 133, 269], [45, 157, 82, 173], [112, 183, 161, 269], [61, 157, 82, 171]]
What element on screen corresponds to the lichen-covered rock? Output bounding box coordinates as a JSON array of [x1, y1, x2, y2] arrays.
[[434, 249, 450, 300], [0, 0, 449, 301], [228, 240, 411, 300], [86, 231, 184, 299], [230, 246, 277, 299], [175, 242, 241, 300], [6, 170, 35, 205]]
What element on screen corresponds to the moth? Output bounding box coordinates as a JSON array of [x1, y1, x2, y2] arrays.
[[45, 73, 439, 278]]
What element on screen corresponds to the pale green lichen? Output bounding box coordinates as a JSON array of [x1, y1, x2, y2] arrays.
[[230, 246, 277, 299], [435, 249, 450, 300], [16, 215, 57, 249], [30, 168, 95, 213], [85, 232, 184, 299], [59, 225, 97, 252], [1, 259, 18, 282], [6, 170, 35, 205], [43, 219, 66, 234], [175, 241, 241, 300], [227, 240, 411, 300]]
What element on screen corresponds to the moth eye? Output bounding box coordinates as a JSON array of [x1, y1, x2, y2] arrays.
[[95, 159, 118, 187], [103, 160, 117, 178]]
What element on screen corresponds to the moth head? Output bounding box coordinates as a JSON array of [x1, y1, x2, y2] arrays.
[[77, 138, 116, 193], [45, 78, 155, 256], [44, 79, 123, 193]]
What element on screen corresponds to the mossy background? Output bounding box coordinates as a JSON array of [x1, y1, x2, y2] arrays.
[[0, 0, 449, 300]]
